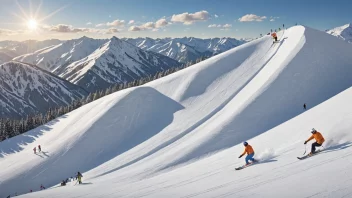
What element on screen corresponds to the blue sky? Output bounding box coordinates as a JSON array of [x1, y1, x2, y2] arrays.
[[0, 0, 351, 41]]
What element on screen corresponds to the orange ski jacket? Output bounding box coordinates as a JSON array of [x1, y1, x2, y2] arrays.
[[271, 32, 277, 37], [306, 132, 325, 145], [242, 145, 254, 155]]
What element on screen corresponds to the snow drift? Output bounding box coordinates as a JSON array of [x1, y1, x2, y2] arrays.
[[1, 25, 352, 197]]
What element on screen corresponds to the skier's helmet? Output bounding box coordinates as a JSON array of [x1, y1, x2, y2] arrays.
[[311, 128, 317, 133], [243, 142, 248, 146]]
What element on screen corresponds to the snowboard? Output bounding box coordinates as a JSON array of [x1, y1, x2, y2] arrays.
[[297, 150, 323, 160], [235, 161, 258, 170]]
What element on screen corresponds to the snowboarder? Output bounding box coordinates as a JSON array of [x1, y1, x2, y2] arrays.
[[76, 171, 83, 184], [61, 180, 66, 186], [304, 128, 325, 155], [33, 147, 36, 154], [40, 184, 45, 190], [271, 32, 278, 42], [239, 142, 256, 165], [303, 103, 306, 110], [38, 145, 41, 152]]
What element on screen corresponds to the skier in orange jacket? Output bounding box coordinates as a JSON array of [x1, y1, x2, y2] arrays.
[[304, 128, 325, 155], [239, 142, 257, 165], [271, 32, 278, 42]]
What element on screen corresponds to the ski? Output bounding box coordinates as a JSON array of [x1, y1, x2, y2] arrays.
[[297, 150, 323, 160]]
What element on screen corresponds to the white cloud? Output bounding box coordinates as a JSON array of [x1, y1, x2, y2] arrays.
[[96, 23, 105, 27], [155, 18, 168, 28], [86, 22, 92, 25], [128, 20, 135, 25], [214, 14, 219, 18], [106, 28, 119, 34], [143, 22, 155, 29], [0, 28, 20, 35], [129, 26, 142, 31], [269, 16, 280, 22], [106, 19, 125, 27], [49, 24, 89, 33], [208, 24, 232, 29], [238, 14, 267, 22], [171, 10, 210, 25], [128, 18, 170, 32]]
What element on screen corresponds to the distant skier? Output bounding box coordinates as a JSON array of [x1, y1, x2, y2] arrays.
[[40, 184, 45, 190], [239, 142, 257, 165], [76, 171, 83, 184], [61, 180, 66, 186], [38, 145, 41, 152], [33, 147, 36, 154], [304, 128, 325, 155], [303, 103, 306, 110], [271, 32, 278, 42], [283, 24, 285, 29]]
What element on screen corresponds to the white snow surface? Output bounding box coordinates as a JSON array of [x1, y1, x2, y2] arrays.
[[2, 26, 352, 197]]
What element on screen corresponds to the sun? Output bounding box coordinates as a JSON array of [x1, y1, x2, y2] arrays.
[[27, 19, 38, 30]]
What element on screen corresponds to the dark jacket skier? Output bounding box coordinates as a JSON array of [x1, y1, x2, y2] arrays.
[[38, 145, 41, 152], [77, 172, 83, 184]]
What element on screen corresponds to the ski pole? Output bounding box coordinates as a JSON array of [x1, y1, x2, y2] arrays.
[[303, 144, 307, 155]]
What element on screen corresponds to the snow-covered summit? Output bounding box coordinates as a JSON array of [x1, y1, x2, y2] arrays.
[[58, 37, 180, 92], [327, 23, 352, 43], [14, 37, 108, 72]]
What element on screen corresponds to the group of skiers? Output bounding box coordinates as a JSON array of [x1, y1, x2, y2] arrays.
[[61, 172, 83, 186], [33, 145, 41, 154], [239, 128, 325, 165]]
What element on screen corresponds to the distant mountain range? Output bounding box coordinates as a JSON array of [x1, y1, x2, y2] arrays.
[[0, 39, 62, 58], [0, 61, 88, 118], [124, 37, 246, 63], [57, 37, 180, 92], [327, 23, 352, 43]]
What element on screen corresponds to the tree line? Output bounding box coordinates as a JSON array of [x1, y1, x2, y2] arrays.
[[0, 56, 209, 141]]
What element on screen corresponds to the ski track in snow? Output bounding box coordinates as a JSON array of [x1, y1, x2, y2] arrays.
[[2, 26, 352, 197]]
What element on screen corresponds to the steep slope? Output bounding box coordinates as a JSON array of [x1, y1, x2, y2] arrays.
[[58, 37, 180, 92], [0, 61, 88, 119], [327, 23, 352, 43], [1, 26, 352, 197], [0, 39, 62, 57], [14, 37, 107, 72]]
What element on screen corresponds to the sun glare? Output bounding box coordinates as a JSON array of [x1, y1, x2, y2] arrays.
[[27, 19, 38, 30]]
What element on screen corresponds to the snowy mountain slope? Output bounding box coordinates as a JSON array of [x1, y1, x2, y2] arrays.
[[2, 25, 352, 197], [0, 39, 62, 57], [125, 37, 245, 63], [327, 23, 352, 43], [13, 37, 107, 72], [0, 61, 88, 119], [58, 37, 180, 92]]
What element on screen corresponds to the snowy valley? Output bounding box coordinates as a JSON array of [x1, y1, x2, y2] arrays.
[[1, 25, 352, 198]]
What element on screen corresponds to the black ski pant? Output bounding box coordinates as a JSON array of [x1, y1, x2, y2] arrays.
[[311, 142, 322, 153]]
